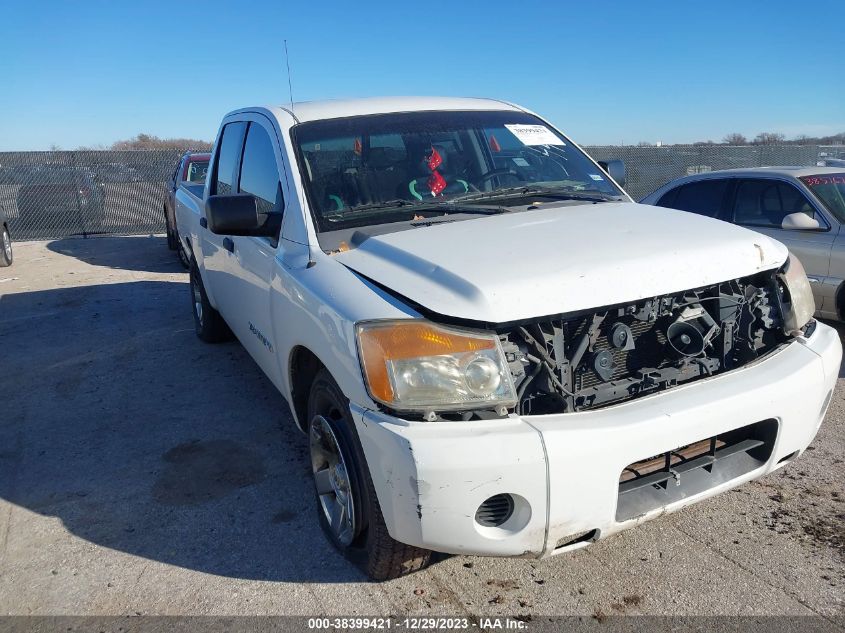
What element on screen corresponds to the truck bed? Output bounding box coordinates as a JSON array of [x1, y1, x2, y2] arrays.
[[174, 181, 205, 261], [179, 182, 205, 199]]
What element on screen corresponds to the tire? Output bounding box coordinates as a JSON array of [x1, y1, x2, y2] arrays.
[[176, 232, 191, 270], [0, 225, 12, 267], [189, 261, 232, 343], [166, 207, 178, 251], [307, 368, 432, 580]]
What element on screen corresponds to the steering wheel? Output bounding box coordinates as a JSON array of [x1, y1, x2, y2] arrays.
[[466, 168, 519, 191]]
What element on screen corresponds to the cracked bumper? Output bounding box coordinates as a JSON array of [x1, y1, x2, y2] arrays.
[[352, 323, 841, 557]]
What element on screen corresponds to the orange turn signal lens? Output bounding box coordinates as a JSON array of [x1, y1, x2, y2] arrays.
[[357, 321, 497, 405]]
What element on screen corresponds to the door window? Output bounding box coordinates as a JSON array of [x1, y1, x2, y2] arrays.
[[660, 179, 728, 218], [733, 180, 816, 227], [213, 122, 248, 195], [238, 122, 285, 242], [238, 123, 284, 216]]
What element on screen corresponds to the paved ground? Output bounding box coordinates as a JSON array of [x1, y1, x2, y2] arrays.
[[0, 236, 843, 617]]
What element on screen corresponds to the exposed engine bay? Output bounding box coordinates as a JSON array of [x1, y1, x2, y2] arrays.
[[498, 270, 792, 415]]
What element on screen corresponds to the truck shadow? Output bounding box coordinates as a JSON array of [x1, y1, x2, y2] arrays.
[[0, 280, 371, 583], [45, 235, 184, 274]]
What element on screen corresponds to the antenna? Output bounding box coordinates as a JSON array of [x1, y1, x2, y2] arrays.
[[284, 39, 312, 265], [284, 39, 295, 113]]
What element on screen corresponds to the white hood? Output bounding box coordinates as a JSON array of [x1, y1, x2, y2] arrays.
[[334, 202, 788, 323]]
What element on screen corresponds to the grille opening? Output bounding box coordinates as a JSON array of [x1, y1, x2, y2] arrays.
[[616, 419, 778, 522], [502, 270, 789, 417], [475, 494, 515, 527]]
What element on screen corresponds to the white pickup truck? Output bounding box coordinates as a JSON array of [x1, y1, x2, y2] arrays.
[[175, 97, 841, 580]]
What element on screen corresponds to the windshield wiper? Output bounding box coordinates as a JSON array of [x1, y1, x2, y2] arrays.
[[421, 201, 510, 215], [331, 199, 417, 214], [327, 199, 510, 218], [450, 185, 621, 204]]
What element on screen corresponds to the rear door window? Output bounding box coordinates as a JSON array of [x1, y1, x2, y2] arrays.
[[213, 122, 248, 195], [663, 179, 728, 218]]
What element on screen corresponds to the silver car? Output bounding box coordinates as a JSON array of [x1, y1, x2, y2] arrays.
[[642, 167, 845, 320]]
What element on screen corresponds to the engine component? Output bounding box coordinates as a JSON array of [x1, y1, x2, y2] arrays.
[[609, 322, 635, 350], [591, 349, 616, 381], [666, 306, 718, 357], [503, 270, 787, 415]]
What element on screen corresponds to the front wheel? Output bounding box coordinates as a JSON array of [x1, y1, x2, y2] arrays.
[[307, 368, 432, 580], [0, 225, 12, 267]]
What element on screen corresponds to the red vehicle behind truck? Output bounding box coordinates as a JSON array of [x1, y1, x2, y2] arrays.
[[164, 151, 210, 267]]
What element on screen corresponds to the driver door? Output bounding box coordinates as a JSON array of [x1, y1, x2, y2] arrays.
[[200, 120, 248, 316]]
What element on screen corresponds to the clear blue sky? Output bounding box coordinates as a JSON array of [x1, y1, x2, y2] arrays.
[[1, 0, 842, 150]]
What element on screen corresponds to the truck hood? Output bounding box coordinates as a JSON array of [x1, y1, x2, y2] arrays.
[[333, 202, 788, 324]]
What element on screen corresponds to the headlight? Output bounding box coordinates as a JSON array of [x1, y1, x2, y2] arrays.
[[356, 320, 517, 414], [778, 254, 815, 334]]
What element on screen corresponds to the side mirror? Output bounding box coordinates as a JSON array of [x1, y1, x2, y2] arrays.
[[598, 159, 626, 188], [205, 194, 263, 235], [781, 212, 821, 231]]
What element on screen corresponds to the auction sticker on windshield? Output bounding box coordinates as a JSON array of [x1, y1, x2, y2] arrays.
[[505, 124, 564, 146]]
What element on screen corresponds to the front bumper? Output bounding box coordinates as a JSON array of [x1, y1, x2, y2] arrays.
[[352, 322, 841, 558]]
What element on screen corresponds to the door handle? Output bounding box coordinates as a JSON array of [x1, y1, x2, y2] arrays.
[[223, 237, 234, 253], [200, 217, 207, 229]]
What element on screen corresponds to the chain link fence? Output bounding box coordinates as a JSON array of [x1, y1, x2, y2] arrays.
[[0, 150, 184, 240], [585, 144, 842, 200], [1, 145, 843, 241]]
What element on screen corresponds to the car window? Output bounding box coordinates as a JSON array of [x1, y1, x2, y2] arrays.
[[186, 160, 209, 183], [800, 173, 845, 222], [293, 110, 624, 235], [664, 179, 728, 218], [238, 123, 284, 217], [213, 122, 248, 195], [655, 187, 678, 208], [733, 180, 816, 228]]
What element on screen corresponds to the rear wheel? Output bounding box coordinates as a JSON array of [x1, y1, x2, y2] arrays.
[[165, 207, 178, 250], [0, 225, 12, 267], [307, 368, 432, 580], [176, 232, 191, 270], [189, 261, 232, 343]]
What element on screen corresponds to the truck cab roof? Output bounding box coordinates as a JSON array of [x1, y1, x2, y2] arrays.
[[230, 96, 524, 124]]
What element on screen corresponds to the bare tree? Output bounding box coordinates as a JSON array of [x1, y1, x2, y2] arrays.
[[753, 132, 786, 145], [722, 133, 747, 145], [110, 133, 212, 151]]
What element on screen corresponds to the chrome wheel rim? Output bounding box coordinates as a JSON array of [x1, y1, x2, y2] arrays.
[[2, 230, 10, 261], [310, 415, 355, 546], [191, 274, 203, 324]]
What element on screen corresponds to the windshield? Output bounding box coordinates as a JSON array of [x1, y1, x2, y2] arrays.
[[800, 173, 845, 222], [292, 110, 624, 233], [186, 160, 209, 183]]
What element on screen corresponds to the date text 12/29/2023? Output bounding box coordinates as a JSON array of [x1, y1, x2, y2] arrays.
[[306, 617, 529, 630]]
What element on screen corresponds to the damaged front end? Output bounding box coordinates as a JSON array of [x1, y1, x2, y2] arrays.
[[498, 269, 797, 416]]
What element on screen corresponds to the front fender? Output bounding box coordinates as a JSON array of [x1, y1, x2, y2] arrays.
[[270, 251, 421, 417]]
